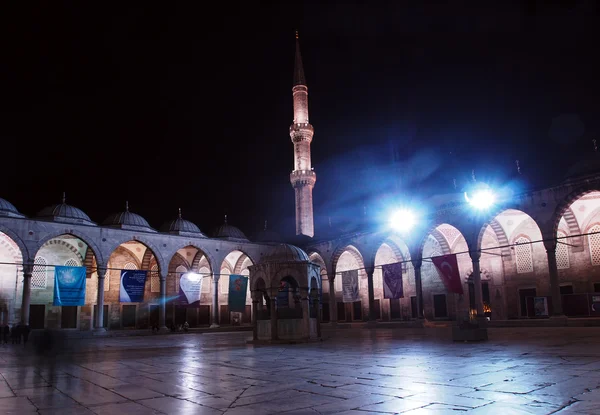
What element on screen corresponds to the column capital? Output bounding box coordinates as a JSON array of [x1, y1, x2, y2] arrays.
[[543, 238, 557, 253], [469, 250, 481, 261], [412, 258, 422, 269], [213, 273, 220, 282], [159, 269, 168, 281], [22, 262, 33, 276], [96, 266, 107, 278]]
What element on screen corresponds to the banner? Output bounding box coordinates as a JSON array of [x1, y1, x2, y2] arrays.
[[179, 273, 203, 306], [119, 270, 147, 302], [342, 270, 359, 303], [431, 254, 464, 294], [53, 265, 87, 306], [383, 262, 404, 299], [228, 274, 248, 312]]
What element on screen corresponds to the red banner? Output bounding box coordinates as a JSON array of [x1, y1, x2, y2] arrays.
[[431, 254, 463, 294]]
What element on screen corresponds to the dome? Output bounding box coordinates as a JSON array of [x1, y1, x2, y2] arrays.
[[259, 243, 309, 264], [36, 195, 95, 226], [254, 221, 283, 243], [211, 215, 249, 241], [0, 198, 25, 218], [160, 209, 205, 236], [102, 202, 155, 232]]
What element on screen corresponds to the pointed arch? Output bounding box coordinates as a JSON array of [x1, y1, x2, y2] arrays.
[[104, 236, 166, 274], [35, 230, 103, 268], [562, 207, 583, 252], [0, 226, 29, 263]]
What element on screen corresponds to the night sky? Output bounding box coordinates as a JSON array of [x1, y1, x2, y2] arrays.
[[1, 2, 599, 241]]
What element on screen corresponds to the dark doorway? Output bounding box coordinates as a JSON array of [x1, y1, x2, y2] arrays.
[[337, 302, 346, 321], [433, 294, 448, 318], [29, 304, 45, 329], [390, 298, 401, 319], [93, 304, 109, 328], [243, 305, 251, 323], [61, 306, 77, 328], [410, 296, 418, 319], [122, 305, 136, 328], [519, 288, 537, 317], [322, 303, 330, 322], [373, 299, 381, 320], [174, 306, 187, 326], [198, 305, 210, 325], [149, 305, 159, 328], [220, 305, 230, 324], [352, 301, 362, 321]]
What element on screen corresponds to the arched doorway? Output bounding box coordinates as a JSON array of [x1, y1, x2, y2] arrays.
[[478, 209, 546, 319], [422, 224, 470, 321], [374, 236, 413, 321], [308, 252, 328, 321], [32, 234, 101, 330], [220, 250, 254, 325], [105, 240, 160, 329], [333, 245, 366, 322], [0, 231, 23, 326]]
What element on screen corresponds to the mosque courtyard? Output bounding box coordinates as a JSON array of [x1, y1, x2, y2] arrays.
[[0, 328, 600, 414]]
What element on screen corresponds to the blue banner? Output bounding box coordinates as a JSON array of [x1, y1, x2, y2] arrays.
[[53, 265, 87, 306], [228, 274, 248, 312], [119, 270, 147, 302]]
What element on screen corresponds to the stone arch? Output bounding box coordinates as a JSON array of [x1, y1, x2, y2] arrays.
[[251, 270, 268, 291], [331, 244, 365, 275], [272, 268, 304, 289], [234, 254, 253, 275], [477, 209, 543, 256], [430, 229, 451, 255], [105, 236, 166, 274], [41, 238, 84, 263], [486, 218, 512, 259], [35, 230, 104, 268], [552, 187, 600, 236], [416, 220, 471, 260], [0, 226, 29, 263], [562, 207, 583, 250], [0, 231, 24, 266], [222, 248, 257, 271], [191, 249, 214, 274]]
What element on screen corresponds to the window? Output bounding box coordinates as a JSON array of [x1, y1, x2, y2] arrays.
[[556, 231, 570, 270], [150, 264, 160, 293], [123, 262, 137, 270], [32, 256, 47, 289], [515, 237, 534, 274], [588, 225, 600, 266], [64, 258, 79, 267]]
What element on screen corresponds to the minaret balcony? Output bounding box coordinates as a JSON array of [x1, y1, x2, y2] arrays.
[[289, 123, 314, 135], [290, 169, 316, 187]]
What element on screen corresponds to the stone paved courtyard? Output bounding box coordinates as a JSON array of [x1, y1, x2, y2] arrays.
[[2, 327, 600, 414]]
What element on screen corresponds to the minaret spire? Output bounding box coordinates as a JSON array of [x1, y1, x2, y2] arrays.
[[289, 31, 316, 237]]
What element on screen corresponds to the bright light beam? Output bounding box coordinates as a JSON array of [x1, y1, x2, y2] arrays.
[[464, 189, 496, 210], [389, 209, 417, 232], [183, 272, 202, 282]]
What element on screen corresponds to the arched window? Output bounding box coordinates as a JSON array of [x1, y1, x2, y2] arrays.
[[588, 224, 600, 266], [123, 262, 137, 270], [150, 264, 160, 293], [556, 231, 570, 270], [515, 236, 534, 274], [32, 256, 47, 289], [64, 258, 79, 267], [220, 269, 231, 294], [199, 266, 211, 293]]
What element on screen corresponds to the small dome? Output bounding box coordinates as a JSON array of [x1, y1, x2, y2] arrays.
[[254, 221, 283, 243], [102, 202, 155, 232], [0, 198, 25, 218], [211, 215, 249, 241], [160, 209, 205, 236], [260, 243, 309, 264], [37, 195, 95, 226]]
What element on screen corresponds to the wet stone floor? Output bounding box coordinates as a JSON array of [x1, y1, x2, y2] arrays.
[[2, 327, 600, 414]]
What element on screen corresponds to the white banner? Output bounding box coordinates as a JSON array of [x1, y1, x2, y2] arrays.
[[342, 269, 359, 303], [179, 273, 203, 305]]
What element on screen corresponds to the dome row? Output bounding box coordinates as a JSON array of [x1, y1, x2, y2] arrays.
[[0, 197, 282, 243]]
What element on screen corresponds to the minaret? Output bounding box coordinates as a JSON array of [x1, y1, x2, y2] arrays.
[[290, 31, 316, 237]]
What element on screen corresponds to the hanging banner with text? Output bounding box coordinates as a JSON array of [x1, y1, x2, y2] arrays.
[[383, 262, 404, 299], [119, 270, 147, 302], [431, 254, 464, 294], [228, 274, 248, 312], [179, 273, 203, 306], [53, 265, 87, 306], [342, 269, 359, 303]]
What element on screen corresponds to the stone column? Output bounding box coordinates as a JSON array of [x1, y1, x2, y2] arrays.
[[20, 263, 33, 326], [544, 240, 564, 316], [367, 266, 376, 322], [313, 289, 322, 338], [211, 274, 220, 328], [95, 266, 107, 330], [470, 251, 485, 318], [328, 275, 337, 324], [302, 289, 310, 339], [252, 293, 259, 341], [270, 295, 278, 340], [159, 271, 168, 331], [413, 258, 424, 319]]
